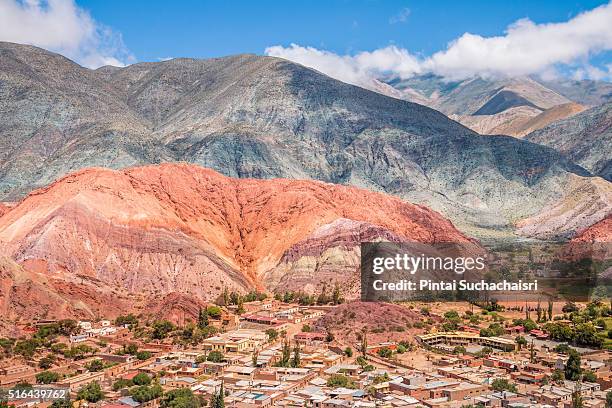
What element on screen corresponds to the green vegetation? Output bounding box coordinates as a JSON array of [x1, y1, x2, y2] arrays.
[[77, 381, 104, 403], [207, 351, 225, 363], [36, 371, 60, 384], [491, 378, 517, 393], [132, 372, 152, 386], [515, 336, 527, 350], [131, 384, 163, 403], [327, 374, 356, 389], [161, 388, 201, 408], [86, 359, 105, 372], [151, 320, 175, 340], [565, 350, 582, 381], [39, 354, 56, 369], [377, 347, 393, 358], [209, 382, 225, 408], [265, 328, 278, 342], [453, 346, 466, 355], [115, 314, 139, 327], [112, 378, 133, 391]]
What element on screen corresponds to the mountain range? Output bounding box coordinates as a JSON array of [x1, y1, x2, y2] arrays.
[[1, 42, 610, 241], [386, 74, 611, 138]]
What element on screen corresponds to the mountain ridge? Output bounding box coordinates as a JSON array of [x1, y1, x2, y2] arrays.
[[0, 41, 609, 240]]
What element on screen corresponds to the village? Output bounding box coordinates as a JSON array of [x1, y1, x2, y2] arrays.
[[1, 295, 612, 408]]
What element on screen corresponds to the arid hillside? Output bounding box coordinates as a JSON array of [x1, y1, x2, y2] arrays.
[[0, 163, 472, 323]]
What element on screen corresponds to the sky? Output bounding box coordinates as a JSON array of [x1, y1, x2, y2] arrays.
[[0, 0, 611, 83]]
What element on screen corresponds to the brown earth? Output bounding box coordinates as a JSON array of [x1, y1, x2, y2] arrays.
[[313, 301, 437, 346]]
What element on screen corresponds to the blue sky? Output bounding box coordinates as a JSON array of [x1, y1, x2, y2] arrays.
[[0, 0, 610, 81], [77, 0, 608, 61]]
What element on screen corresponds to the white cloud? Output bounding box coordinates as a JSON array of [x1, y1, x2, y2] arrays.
[[389, 8, 411, 24], [0, 0, 133, 68], [266, 2, 612, 82], [265, 44, 422, 88]]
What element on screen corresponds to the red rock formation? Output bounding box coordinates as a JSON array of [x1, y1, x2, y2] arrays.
[[0, 163, 472, 322], [563, 215, 611, 264], [573, 215, 612, 243]]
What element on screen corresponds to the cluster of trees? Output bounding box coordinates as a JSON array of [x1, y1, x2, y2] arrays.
[[273, 282, 344, 306], [115, 343, 151, 360], [479, 323, 505, 337], [131, 383, 163, 403], [115, 314, 139, 328], [491, 378, 517, 393], [36, 370, 60, 384], [275, 339, 301, 368], [326, 374, 357, 389], [219, 288, 267, 313], [112, 372, 152, 390], [356, 356, 374, 372], [209, 382, 225, 408], [77, 381, 104, 403], [545, 321, 602, 348], [161, 388, 202, 408]]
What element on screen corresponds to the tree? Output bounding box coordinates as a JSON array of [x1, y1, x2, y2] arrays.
[[377, 347, 393, 359], [131, 384, 163, 403], [39, 355, 56, 369], [112, 378, 133, 391], [214, 382, 225, 408], [291, 343, 301, 368], [115, 314, 139, 327], [572, 382, 584, 408], [77, 381, 104, 403], [50, 398, 72, 408], [552, 369, 565, 383], [582, 371, 597, 383], [574, 323, 602, 348], [222, 287, 230, 306], [344, 347, 353, 357], [151, 320, 175, 340], [515, 336, 527, 350], [326, 374, 356, 389], [453, 346, 466, 355], [565, 350, 582, 381], [86, 359, 104, 372], [198, 308, 209, 328], [236, 298, 245, 314], [265, 329, 278, 342], [207, 351, 225, 363], [606, 390, 612, 408], [136, 350, 152, 360], [361, 329, 368, 358], [133, 373, 152, 386], [491, 378, 517, 393], [332, 282, 343, 305], [36, 371, 59, 384], [563, 302, 579, 313], [161, 388, 201, 408], [279, 338, 291, 367], [124, 344, 138, 356], [548, 300, 554, 321], [536, 299, 542, 322]]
